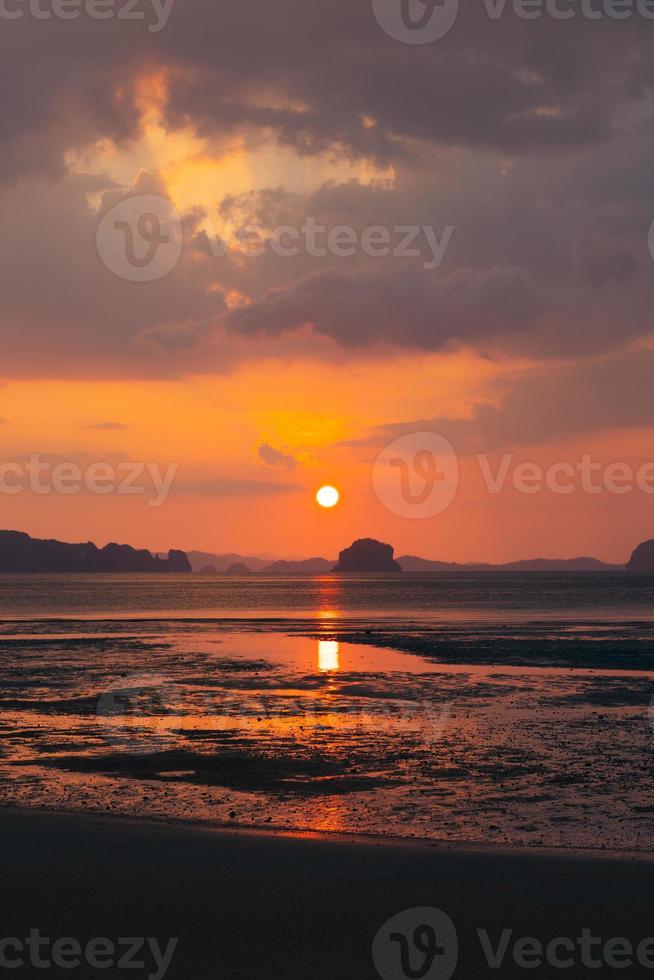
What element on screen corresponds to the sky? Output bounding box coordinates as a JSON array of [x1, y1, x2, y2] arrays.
[[1, 0, 654, 563]]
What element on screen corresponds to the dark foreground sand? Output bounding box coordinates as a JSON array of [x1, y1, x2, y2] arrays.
[[2, 810, 654, 979]]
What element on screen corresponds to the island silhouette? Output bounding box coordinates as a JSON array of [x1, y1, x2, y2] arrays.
[[0, 530, 190, 573], [332, 538, 402, 572], [2, 529, 654, 573]]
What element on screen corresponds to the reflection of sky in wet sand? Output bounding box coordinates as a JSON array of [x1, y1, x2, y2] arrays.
[[2, 617, 654, 851]]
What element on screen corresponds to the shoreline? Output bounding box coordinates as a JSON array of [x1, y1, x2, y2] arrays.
[[3, 801, 654, 862]]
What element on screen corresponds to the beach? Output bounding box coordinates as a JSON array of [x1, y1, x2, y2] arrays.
[[2, 807, 654, 979], [8, 1, 654, 972], [3, 572, 654, 976]]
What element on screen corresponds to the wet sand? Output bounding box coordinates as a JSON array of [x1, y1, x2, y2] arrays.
[[1, 807, 654, 979], [4, 619, 654, 849]]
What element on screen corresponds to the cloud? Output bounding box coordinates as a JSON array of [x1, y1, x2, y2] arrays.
[[2, 0, 653, 187], [257, 443, 298, 470], [160, 0, 654, 159], [1, 2, 654, 381], [226, 263, 547, 351], [0, 171, 229, 377], [348, 348, 654, 455], [573, 232, 638, 288]]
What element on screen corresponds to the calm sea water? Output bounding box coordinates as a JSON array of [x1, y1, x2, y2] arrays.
[[1, 571, 654, 620]]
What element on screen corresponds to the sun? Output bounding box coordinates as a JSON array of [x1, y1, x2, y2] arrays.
[[316, 485, 340, 509]]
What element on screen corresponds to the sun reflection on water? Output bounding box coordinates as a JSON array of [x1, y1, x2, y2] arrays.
[[318, 639, 340, 672]]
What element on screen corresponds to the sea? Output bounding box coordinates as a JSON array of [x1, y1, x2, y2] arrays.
[[2, 571, 654, 851]]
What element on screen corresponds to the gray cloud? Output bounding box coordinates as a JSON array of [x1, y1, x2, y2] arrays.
[[572, 231, 638, 288], [2, 0, 654, 179], [0, 0, 654, 382], [160, 0, 654, 159], [350, 349, 654, 455], [257, 443, 298, 470], [225, 263, 547, 350]]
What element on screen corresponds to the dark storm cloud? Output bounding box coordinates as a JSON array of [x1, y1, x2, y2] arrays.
[[157, 0, 654, 158], [224, 263, 547, 349], [2, 0, 654, 178], [1, 0, 654, 381]]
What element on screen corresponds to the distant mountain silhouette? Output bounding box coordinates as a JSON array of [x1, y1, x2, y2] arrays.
[[187, 550, 271, 572], [0, 530, 190, 573], [333, 538, 402, 572], [501, 557, 624, 571], [398, 555, 468, 571], [198, 565, 218, 574], [226, 562, 252, 574], [626, 539, 654, 571], [263, 557, 334, 574], [399, 555, 624, 572]]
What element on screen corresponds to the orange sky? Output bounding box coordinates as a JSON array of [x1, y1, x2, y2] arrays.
[[2, 364, 653, 563], [4, 60, 654, 563]]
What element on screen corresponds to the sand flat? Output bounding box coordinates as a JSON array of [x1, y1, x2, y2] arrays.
[[3, 618, 654, 849]]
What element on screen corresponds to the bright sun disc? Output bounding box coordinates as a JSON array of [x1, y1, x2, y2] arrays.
[[316, 485, 340, 508]]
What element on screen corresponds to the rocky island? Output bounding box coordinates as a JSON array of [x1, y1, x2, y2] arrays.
[[626, 538, 654, 572], [0, 530, 191, 573], [332, 538, 402, 572]]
